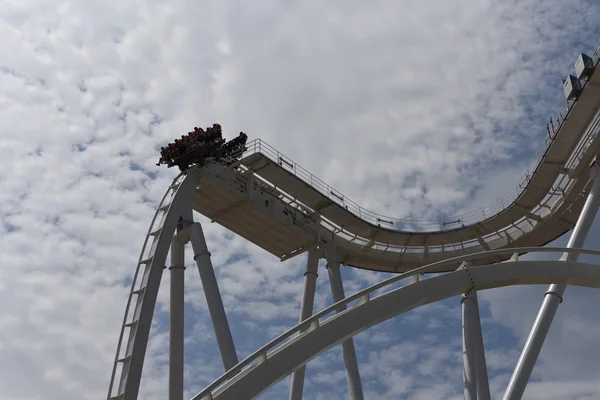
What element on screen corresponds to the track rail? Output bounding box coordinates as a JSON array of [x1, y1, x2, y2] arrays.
[[240, 103, 599, 235], [203, 70, 600, 271], [108, 170, 199, 400], [233, 45, 600, 234], [262, 42, 600, 234], [190, 246, 600, 400], [108, 42, 600, 399]]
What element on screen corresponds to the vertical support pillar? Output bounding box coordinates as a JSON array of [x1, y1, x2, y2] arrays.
[[190, 222, 239, 371], [169, 238, 186, 400], [326, 242, 364, 400], [289, 249, 319, 400], [462, 292, 477, 400], [503, 163, 600, 400], [472, 292, 491, 400]]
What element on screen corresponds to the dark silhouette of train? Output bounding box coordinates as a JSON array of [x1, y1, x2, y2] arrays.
[[157, 123, 248, 171]]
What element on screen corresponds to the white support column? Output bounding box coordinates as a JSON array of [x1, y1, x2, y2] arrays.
[[462, 292, 477, 400], [169, 237, 186, 400], [190, 222, 239, 371], [472, 292, 491, 400], [326, 242, 364, 400], [289, 249, 320, 400], [503, 163, 600, 400]]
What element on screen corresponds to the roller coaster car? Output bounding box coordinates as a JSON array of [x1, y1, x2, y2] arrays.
[[158, 128, 249, 172], [172, 138, 226, 171]]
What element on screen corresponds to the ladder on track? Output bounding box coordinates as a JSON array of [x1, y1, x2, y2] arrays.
[[107, 172, 187, 400]]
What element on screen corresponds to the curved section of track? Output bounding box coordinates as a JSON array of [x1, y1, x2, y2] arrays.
[[190, 247, 600, 400], [108, 169, 200, 400], [192, 59, 600, 271]]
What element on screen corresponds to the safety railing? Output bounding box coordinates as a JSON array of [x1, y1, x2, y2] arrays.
[[238, 85, 597, 233], [191, 246, 600, 400], [216, 43, 600, 234], [231, 44, 600, 233], [227, 137, 586, 255]]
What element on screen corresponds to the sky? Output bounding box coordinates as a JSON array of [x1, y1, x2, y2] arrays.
[[1, 0, 600, 399]]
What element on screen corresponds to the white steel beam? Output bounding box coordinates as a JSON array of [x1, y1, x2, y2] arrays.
[[190, 222, 239, 371], [473, 293, 491, 400], [112, 172, 198, 400], [169, 238, 186, 400], [462, 286, 491, 400], [503, 163, 600, 400], [289, 249, 320, 400], [461, 291, 477, 400], [326, 242, 364, 400], [192, 259, 600, 400]]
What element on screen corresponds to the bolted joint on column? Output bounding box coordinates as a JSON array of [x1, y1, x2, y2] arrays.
[[168, 265, 187, 271], [194, 251, 211, 260], [458, 261, 478, 296], [174, 223, 194, 245], [544, 289, 564, 304], [461, 293, 477, 304], [464, 285, 478, 296]]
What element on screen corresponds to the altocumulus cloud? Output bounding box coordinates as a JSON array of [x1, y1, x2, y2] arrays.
[[0, 0, 600, 399]]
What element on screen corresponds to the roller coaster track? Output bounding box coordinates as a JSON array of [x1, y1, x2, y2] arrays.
[[108, 170, 199, 400], [186, 51, 600, 273], [108, 43, 600, 399], [189, 247, 600, 400]]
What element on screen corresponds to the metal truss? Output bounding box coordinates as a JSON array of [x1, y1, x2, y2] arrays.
[[107, 160, 600, 400], [192, 255, 600, 400], [108, 59, 600, 397]]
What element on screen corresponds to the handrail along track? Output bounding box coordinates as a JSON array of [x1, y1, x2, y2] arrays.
[[190, 246, 600, 400], [231, 45, 600, 234]]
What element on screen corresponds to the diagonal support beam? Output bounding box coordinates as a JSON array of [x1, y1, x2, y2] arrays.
[[476, 235, 490, 251], [326, 242, 364, 400], [190, 222, 239, 371], [503, 163, 600, 400], [526, 212, 543, 222], [361, 238, 375, 251], [472, 226, 490, 251], [289, 249, 320, 400]]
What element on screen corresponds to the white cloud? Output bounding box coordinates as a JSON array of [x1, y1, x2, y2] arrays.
[[1, 0, 599, 399]]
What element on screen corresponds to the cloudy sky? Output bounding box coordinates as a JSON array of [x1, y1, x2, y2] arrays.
[[1, 0, 600, 399]]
